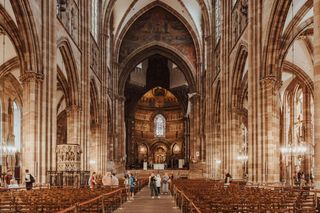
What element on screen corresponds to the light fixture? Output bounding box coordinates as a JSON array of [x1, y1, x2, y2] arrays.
[[280, 144, 308, 155], [89, 160, 96, 165], [237, 154, 248, 161], [215, 159, 221, 164], [0, 144, 17, 155]]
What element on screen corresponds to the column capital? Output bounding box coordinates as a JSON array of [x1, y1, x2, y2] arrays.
[[260, 76, 282, 92], [115, 94, 126, 102], [205, 35, 212, 41], [65, 104, 81, 115], [188, 92, 200, 100], [20, 71, 44, 83], [113, 62, 120, 68]]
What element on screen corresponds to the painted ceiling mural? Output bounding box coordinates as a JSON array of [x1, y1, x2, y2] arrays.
[[119, 7, 196, 67]]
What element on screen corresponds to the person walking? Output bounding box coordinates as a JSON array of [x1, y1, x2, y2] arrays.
[[148, 173, 158, 199], [25, 169, 35, 190]]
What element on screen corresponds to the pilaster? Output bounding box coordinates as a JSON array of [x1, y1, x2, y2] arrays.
[[313, 0, 320, 187], [20, 71, 43, 178], [260, 77, 282, 183]]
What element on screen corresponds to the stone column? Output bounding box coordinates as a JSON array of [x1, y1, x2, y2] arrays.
[[189, 94, 201, 162], [20, 72, 43, 177], [101, 33, 110, 173], [66, 105, 81, 145], [313, 0, 320, 187], [117, 95, 126, 162], [39, 0, 57, 183], [230, 109, 244, 179], [220, 0, 231, 176], [113, 94, 125, 172], [184, 117, 190, 166], [303, 88, 312, 183], [260, 77, 281, 183], [248, 0, 262, 183], [79, 0, 91, 171]]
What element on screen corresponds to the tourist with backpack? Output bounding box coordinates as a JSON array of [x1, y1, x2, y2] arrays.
[[25, 169, 35, 190], [128, 172, 136, 200]]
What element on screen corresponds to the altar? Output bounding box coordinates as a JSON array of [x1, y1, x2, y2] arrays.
[[153, 163, 165, 170]]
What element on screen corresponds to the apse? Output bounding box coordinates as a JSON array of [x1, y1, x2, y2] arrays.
[[125, 86, 186, 169]]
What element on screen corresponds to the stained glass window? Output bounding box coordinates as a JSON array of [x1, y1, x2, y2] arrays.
[[294, 89, 303, 141], [215, 0, 221, 42], [91, 0, 99, 41], [154, 114, 165, 137]]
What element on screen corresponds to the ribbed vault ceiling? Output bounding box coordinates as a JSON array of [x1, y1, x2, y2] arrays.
[[107, 0, 211, 45]]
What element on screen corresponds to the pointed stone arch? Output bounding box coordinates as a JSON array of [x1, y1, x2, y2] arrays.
[[2, 73, 23, 105], [115, 3, 199, 67], [231, 43, 248, 109], [57, 66, 71, 107], [8, 0, 41, 73], [262, 0, 292, 79], [90, 78, 100, 125], [279, 18, 313, 68], [102, 1, 204, 62], [0, 5, 24, 73], [282, 60, 314, 97], [57, 39, 80, 107], [213, 80, 221, 124], [118, 42, 196, 96], [0, 56, 19, 78]]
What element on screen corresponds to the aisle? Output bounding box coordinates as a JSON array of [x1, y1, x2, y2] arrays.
[[114, 187, 180, 213]]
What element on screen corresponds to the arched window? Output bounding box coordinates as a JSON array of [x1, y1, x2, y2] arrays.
[[154, 114, 165, 137], [232, 0, 238, 7], [13, 101, 21, 152], [294, 89, 303, 142], [91, 0, 99, 41], [215, 0, 221, 42]]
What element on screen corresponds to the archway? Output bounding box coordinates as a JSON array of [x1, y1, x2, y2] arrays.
[[126, 87, 185, 169]]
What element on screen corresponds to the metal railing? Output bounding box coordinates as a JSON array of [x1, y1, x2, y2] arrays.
[[172, 185, 201, 213], [57, 188, 125, 213]]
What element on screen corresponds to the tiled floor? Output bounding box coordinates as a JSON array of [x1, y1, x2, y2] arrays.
[[114, 187, 180, 213]]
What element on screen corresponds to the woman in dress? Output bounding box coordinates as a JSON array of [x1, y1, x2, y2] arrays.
[[162, 173, 170, 194]]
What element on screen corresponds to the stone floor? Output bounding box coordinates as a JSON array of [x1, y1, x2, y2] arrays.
[[114, 187, 180, 213]]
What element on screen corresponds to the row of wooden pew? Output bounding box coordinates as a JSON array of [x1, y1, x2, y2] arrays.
[[172, 179, 318, 213], [0, 178, 148, 212]]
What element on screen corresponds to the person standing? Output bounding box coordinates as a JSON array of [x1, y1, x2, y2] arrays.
[[224, 172, 232, 186], [162, 173, 170, 194], [102, 172, 113, 186], [111, 173, 119, 186], [148, 173, 158, 199], [25, 169, 35, 190], [4, 170, 13, 188], [155, 174, 161, 197], [128, 173, 136, 200], [89, 172, 96, 189]]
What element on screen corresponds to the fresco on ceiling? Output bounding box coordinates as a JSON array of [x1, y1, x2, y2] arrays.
[[120, 7, 196, 68]]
